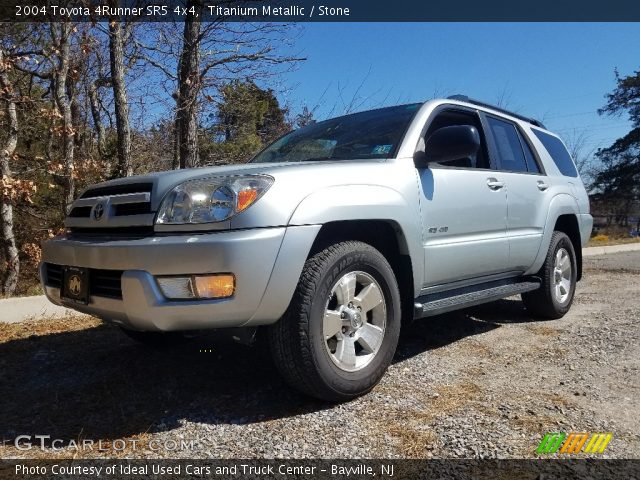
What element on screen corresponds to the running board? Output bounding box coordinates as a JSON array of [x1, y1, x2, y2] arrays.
[[414, 278, 541, 318]]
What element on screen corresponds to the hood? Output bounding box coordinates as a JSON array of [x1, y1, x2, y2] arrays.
[[74, 159, 401, 232], [80, 161, 383, 211]]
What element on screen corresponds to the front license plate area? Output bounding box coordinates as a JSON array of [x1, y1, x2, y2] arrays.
[[61, 266, 89, 304]]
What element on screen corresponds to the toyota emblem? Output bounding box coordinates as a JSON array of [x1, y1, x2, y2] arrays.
[[92, 202, 105, 221]]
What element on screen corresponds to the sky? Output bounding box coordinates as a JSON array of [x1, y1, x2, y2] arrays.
[[279, 23, 640, 153]]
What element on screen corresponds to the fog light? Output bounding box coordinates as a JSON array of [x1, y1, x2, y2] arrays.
[[193, 274, 235, 299], [156, 274, 235, 300], [157, 277, 194, 299]]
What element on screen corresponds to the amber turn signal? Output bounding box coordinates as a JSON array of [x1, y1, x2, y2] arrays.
[[236, 188, 259, 212], [193, 274, 235, 299]]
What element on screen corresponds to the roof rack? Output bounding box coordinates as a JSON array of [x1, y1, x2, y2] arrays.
[[446, 95, 546, 129]]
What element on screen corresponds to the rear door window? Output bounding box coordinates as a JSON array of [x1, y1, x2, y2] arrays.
[[487, 117, 529, 173]]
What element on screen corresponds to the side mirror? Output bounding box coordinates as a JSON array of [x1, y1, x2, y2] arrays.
[[414, 125, 481, 167]]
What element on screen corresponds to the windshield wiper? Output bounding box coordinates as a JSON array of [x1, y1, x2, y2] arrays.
[[300, 156, 334, 162]]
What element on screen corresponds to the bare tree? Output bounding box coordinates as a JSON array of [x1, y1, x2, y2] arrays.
[[175, 0, 203, 168], [137, 12, 303, 169], [107, 4, 133, 176], [52, 23, 76, 208], [0, 48, 20, 295], [12, 24, 78, 209], [564, 129, 596, 182], [87, 75, 110, 161], [11, 23, 79, 209]]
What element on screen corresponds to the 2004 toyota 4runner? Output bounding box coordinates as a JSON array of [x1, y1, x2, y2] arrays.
[[41, 95, 593, 401]]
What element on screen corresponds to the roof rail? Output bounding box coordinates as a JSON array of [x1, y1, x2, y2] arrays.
[[446, 94, 546, 129]]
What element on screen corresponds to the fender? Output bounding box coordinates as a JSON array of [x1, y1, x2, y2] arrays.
[[289, 184, 425, 295], [526, 193, 581, 275]]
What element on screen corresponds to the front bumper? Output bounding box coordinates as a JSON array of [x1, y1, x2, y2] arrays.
[[40, 225, 320, 331]]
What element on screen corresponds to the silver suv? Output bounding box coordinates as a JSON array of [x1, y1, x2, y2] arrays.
[[41, 96, 593, 401]]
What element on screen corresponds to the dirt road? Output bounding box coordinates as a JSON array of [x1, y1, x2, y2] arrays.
[[1, 252, 638, 459]]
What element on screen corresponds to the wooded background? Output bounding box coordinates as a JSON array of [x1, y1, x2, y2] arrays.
[[1, 16, 639, 297]]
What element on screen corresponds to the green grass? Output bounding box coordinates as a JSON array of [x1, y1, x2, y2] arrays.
[[587, 237, 640, 247]]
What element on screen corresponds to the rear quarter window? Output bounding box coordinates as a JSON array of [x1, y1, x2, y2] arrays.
[[532, 129, 578, 177]]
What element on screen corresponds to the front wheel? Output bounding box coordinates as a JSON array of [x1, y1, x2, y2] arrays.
[[522, 231, 577, 319], [268, 241, 401, 402]]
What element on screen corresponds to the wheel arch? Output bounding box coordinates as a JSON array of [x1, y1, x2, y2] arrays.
[[528, 194, 583, 281], [554, 214, 583, 281], [289, 184, 423, 293]]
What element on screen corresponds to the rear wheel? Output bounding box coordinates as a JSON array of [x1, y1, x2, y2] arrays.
[[522, 231, 577, 319], [268, 241, 401, 402]]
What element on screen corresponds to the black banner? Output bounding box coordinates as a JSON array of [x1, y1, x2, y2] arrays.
[[1, 0, 640, 22], [2, 459, 640, 480]]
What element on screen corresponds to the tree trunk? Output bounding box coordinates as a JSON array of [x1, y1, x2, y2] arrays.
[[88, 80, 107, 160], [172, 113, 179, 170], [0, 49, 20, 296], [108, 8, 132, 177], [176, 0, 202, 169], [52, 23, 75, 211]]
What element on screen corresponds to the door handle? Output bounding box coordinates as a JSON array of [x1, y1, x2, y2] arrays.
[[486, 178, 504, 190], [537, 180, 549, 191]]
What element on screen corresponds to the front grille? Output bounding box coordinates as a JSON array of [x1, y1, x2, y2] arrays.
[[80, 183, 152, 198], [69, 206, 92, 218], [45, 263, 63, 289], [44, 263, 123, 299], [90, 269, 124, 299], [113, 202, 151, 216], [65, 182, 155, 235], [69, 203, 152, 218]]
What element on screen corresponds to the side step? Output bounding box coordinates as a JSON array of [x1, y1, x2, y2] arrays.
[[414, 278, 541, 318]]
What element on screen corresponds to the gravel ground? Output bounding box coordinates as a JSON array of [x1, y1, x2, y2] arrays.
[[1, 252, 638, 459]]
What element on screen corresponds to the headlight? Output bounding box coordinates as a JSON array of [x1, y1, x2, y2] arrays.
[[156, 175, 273, 225]]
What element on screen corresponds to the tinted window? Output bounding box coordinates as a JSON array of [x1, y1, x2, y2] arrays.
[[425, 109, 490, 169], [251, 103, 421, 163], [487, 117, 528, 172], [519, 131, 541, 174], [532, 129, 578, 177]]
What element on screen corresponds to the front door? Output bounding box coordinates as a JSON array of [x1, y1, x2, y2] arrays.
[[417, 108, 509, 288], [419, 168, 508, 287]]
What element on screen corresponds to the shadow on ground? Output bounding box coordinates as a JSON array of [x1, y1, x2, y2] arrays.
[[0, 299, 538, 444]]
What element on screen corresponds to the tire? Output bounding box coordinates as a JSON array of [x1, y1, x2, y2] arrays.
[[268, 241, 401, 402], [119, 327, 188, 349], [522, 231, 577, 319]]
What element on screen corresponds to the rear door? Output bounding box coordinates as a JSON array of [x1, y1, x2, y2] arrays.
[[484, 115, 549, 271]]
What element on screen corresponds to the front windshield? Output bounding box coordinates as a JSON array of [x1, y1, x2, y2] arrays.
[[251, 103, 421, 163]]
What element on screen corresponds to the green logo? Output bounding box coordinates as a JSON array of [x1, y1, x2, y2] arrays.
[[536, 432, 612, 455]]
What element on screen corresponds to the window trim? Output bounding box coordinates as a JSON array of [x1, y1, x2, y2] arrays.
[[517, 126, 546, 175], [482, 113, 547, 176]]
